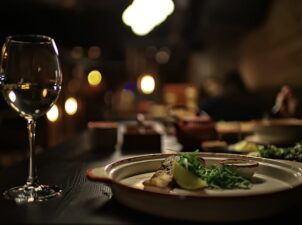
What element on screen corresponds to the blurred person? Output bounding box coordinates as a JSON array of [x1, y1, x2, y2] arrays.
[[270, 85, 300, 118]]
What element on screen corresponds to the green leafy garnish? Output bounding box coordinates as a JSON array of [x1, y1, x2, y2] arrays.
[[197, 164, 252, 189], [259, 142, 302, 161], [177, 151, 252, 189]]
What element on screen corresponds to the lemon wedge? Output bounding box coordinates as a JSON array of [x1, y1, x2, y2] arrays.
[[173, 162, 207, 190]]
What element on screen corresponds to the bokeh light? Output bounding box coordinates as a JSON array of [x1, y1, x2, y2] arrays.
[[122, 0, 175, 36], [71, 46, 84, 59], [155, 47, 170, 64], [47, 104, 59, 122], [42, 89, 48, 97], [88, 46, 101, 59], [87, 70, 102, 86], [8, 91, 16, 102], [139, 74, 155, 94], [65, 97, 78, 116]]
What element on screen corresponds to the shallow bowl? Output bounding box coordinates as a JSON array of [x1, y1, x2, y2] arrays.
[[220, 158, 259, 178]]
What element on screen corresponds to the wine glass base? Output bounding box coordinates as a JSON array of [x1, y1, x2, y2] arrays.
[[3, 184, 62, 203]]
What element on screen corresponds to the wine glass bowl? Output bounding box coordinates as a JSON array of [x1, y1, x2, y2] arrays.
[[0, 35, 62, 203]]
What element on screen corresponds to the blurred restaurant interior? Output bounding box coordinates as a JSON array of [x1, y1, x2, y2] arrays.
[[1, 0, 302, 168]]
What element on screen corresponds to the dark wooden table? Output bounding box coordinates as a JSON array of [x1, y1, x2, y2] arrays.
[[0, 129, 301, 225]]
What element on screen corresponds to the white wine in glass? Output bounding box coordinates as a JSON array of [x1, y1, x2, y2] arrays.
[[0, 35, 62, 203]]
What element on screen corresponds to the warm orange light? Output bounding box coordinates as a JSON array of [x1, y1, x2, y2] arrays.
[[42, 89, 48, 97], [71, 46, 84, 59], [87, 70, 102, 86], [88, 46, 101, 59], [21, 84, 30, 89]]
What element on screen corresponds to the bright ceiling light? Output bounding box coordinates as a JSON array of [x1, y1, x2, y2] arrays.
[[65, 97, 78, 116], [122, 0, 175, 36], [47, 104, 59, 122]]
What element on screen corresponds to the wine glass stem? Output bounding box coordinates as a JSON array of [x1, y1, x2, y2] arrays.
[[26, 119, 37, 186]]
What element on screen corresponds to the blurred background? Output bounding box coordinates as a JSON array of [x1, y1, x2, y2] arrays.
[[1, 0, 302, 166]]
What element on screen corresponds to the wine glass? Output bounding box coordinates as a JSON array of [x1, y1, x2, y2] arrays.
[[0, 35, 62, 203]]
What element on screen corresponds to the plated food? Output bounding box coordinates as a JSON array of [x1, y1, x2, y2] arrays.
[[142, 156, 177, 192], [87, 152, 302, 222], [258, 142, 302, 161], [228, 139, 302, 162], [143, 151, 255, 191]]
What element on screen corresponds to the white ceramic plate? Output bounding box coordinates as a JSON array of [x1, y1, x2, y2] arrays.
[[87, 153, 302, 222]]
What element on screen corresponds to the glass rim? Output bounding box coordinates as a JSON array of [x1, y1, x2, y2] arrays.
[[6, 34, 54, 44]]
